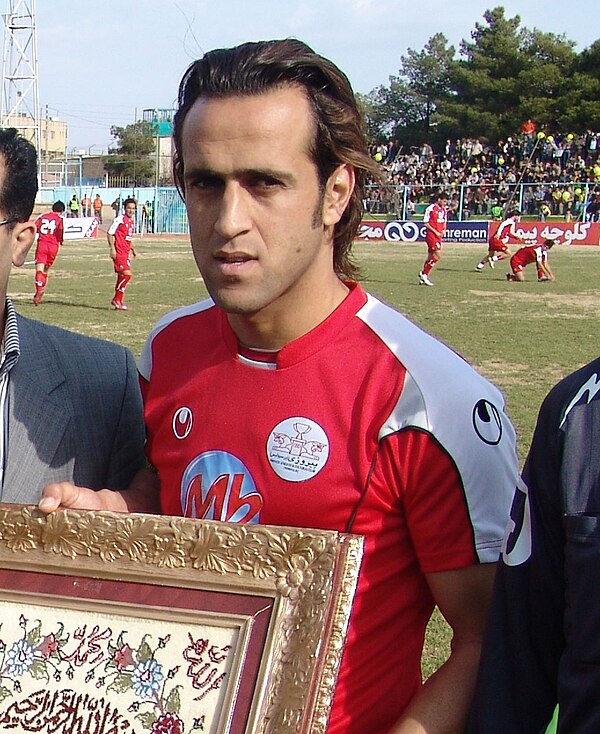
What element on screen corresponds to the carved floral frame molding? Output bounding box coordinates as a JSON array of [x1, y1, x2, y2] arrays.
[[0, 504, 363, 734]]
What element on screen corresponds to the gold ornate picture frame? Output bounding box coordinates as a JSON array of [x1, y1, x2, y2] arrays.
[[0, 504, 363, 734]]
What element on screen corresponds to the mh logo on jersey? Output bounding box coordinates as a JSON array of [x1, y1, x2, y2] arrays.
[[181, 451, 263, 524]]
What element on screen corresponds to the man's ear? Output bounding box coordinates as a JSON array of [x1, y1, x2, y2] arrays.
[[322, 164, 355, 227], [11, 221, 36, 267]]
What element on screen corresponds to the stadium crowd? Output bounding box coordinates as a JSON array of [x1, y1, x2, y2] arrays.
[[367, 127, 600, 220]]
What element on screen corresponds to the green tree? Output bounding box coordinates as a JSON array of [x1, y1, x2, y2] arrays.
[[516, 28, 578, 131], [447, 7, 527, 141], [401, 33, 455, 137], [364, 34, 455, 150], [104, 121, 156, 184], [564, 39, 600, 131], [359, 78, 417, 142], [366, 6, 599, 151]]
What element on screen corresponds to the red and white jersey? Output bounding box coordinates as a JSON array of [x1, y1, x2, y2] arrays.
[[511, 244, 547, 268], [108, 214, 134, 257], [138, 283, 518, 734], [35, 211, 63, 248], [423, 201, 447, 241], [490, 215, 519, 246]]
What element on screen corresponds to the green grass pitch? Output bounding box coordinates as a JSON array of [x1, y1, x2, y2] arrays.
[[11, 234, 600, 675]]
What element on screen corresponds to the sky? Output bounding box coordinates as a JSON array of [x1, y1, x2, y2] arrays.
[[21, 0, 600, 152]]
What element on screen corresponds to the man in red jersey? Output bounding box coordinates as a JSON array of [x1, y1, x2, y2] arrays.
[[475, 209, 526, 272], [419, 191, 448, 286], [33, 200, 65, 305], [107, 197, 137, 310], [506, 239, 555, 282], [40, 40, 518, 734]]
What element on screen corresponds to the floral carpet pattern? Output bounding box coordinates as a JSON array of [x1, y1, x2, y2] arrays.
[[0, 603, 236, 733]]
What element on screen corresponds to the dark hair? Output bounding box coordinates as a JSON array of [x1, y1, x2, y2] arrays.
[[0, 128, 38, 226], [172, 39, 380, 279], [52, 200, 65, 213], [508, 208, 521, 217], [123, 197, 136, 208]]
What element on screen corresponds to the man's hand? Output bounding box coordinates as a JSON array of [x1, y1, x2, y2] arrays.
[[38, 469, 161, 516], [39, 483, 124, 513]]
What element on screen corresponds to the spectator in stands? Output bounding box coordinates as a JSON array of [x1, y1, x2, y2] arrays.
[[363, 128, 600, 219], [585, 193, 600, 222]]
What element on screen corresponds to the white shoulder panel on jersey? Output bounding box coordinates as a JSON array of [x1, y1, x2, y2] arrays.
[[138, 298, 215, 381], [357, 293, 519, 561], [423, 203, 435, 223], [107, 215, 125, 235]]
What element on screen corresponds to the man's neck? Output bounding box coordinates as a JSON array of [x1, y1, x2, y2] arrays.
[[227, 276, 350, 351]]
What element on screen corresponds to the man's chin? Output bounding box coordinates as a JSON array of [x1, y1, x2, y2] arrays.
[[209, 289, 262, 316]]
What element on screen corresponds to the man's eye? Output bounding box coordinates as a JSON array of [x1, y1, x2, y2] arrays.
[[250, 176, 282, 191], [190, 176, 222, 190]]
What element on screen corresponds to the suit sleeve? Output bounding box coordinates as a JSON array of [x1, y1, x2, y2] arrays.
[[103, 347, 146, 490]]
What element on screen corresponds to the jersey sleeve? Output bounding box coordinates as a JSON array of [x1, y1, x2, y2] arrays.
[[107, 216, 123, 235], [388, 368, 518, 565], [379, 428, 489, 573], [359, 294, 519, 566]]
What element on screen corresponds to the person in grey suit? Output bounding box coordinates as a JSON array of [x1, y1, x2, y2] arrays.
[[0, 128, 145, 503]]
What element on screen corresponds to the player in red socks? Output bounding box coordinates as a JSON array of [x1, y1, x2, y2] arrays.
[[419, 191, 448, 286], [107, 198, 137, 310], [33, 200, 65, 305], [506, 239, 556, 282], [475, 209, 525, 272]]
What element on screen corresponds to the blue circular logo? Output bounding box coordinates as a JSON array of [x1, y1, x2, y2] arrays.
[[180, 451, 262, 523]]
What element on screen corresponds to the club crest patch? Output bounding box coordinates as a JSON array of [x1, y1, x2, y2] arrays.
[[266, 417, 329, 482]]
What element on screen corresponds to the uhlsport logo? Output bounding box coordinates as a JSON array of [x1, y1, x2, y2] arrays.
[[172, 406, 193, 440], [180, 451, 262, 523], [266, 417, 329, 482], [472, 399, 503, 445]]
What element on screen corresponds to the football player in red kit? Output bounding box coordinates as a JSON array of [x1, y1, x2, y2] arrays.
[[39, 41, 519, 734], [506, 239, 555, 282], [107, 198, 137, 310], [33, 200, 65, 305], [419, 191, 448, 286], [475, 209, 526, 272]]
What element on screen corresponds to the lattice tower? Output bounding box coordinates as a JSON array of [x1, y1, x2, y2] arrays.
[[1, 0, 40, 159]]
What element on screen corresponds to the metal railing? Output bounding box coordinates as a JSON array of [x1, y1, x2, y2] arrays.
[[364, 181, 600, 221]]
